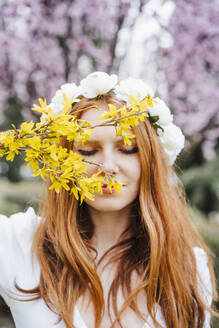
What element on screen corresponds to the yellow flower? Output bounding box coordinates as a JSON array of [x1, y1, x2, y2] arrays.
[[20, 121, 35, 135], [1, 94, 158, 202], [61, 93, 74, 115], [32, 98, 51, 115]]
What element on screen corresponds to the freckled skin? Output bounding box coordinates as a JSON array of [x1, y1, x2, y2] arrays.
[[74, 107, 141, 213]]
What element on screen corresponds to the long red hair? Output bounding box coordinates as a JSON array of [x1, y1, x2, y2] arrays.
[[15, 92, 218, 327]]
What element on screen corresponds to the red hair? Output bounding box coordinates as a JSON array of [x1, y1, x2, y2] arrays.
[[15, 92, 218, 327]]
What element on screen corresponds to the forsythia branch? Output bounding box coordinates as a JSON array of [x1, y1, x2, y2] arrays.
[[0, 94, 155, 202]]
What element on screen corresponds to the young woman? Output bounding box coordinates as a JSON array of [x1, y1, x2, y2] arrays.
[[0, 72, 217, 328]]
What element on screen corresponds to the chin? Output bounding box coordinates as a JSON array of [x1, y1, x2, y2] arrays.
[[85, 195, 134, 213]]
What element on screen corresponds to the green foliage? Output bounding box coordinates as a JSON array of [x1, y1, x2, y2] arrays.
[[189, 207, 219, 326], [180, 153, 219, 214], [190, 207, 219, 280], [0, 96, 25, 182], [0, 178, 43, 216]]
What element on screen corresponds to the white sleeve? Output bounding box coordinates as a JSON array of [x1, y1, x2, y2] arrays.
[[0, 207, 41, 298], [193, 247, 213, 328]]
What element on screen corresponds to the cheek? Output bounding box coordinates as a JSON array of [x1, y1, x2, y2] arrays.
[[85, 162, 100, 176], [123, 157, 141, 182]]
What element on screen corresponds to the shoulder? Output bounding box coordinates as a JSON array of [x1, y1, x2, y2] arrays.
[[0, 208, 42, 303], [193, 247, 213, 327], [193, 247, 212, 290], [0, 207, 41, 248], [0, 208, 41, 286], [193, 247, 213, 305], [193, 246, 208, 263]]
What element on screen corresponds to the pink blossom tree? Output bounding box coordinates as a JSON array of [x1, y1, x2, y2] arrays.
[[0, 0, 146, 180], [0, 0, 146, 121], [158, 0, 219, 160]]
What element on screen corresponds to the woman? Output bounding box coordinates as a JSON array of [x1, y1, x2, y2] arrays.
[[0, 72, 217, 328]]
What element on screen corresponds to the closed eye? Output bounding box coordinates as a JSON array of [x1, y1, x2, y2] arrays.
[[78, 147, 138, 156], [120, 146, 138, 154], [78, 149, 98, 156]]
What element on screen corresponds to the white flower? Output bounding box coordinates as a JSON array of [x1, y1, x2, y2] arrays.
[[148, 97, 173, 126], [115, 78, 154, 104], [80, 71, 118, 98], [48, 102, 63, 114], [157, 123, 185, 165], [50, 83, 81, 114]]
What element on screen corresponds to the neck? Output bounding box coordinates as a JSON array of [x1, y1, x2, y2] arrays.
[[88, 206, 131, 258]]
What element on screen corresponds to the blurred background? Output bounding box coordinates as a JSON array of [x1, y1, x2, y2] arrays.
[[0, 0, 218, 327]]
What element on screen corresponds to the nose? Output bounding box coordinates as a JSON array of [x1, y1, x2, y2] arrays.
[[101, 151, 119, 175]]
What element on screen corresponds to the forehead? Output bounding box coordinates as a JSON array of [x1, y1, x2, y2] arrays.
[[80, 105, 108, 123], [78, 107, 131, 144]]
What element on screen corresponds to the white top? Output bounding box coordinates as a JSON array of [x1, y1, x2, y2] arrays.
[[0, 207, 213, 328]]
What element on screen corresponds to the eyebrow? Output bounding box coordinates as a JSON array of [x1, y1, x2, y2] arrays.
[[79, 138, 136, 146], [82, 139, 124, 145]]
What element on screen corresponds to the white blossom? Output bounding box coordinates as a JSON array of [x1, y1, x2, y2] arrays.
[[48, 102, 63, 114], [80, 71, 118, 98], [50, 83, 81, 113], [148, 97, 173, 126], [158, 123, 185, 165], [115, 78, 154, 104]]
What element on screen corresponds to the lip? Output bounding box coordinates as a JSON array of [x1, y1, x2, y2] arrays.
[[101, 184, 126, 195], [102, 186, 115, 194]]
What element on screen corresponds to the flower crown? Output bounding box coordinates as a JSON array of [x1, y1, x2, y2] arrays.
[[49, 71, 185, 165]]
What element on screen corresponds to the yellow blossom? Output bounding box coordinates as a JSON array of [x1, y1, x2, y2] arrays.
[[32, 98, 51, 115], [61, 92, 74, 114], [1, 94, 156, 202], [20, 121, 35, 135]]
